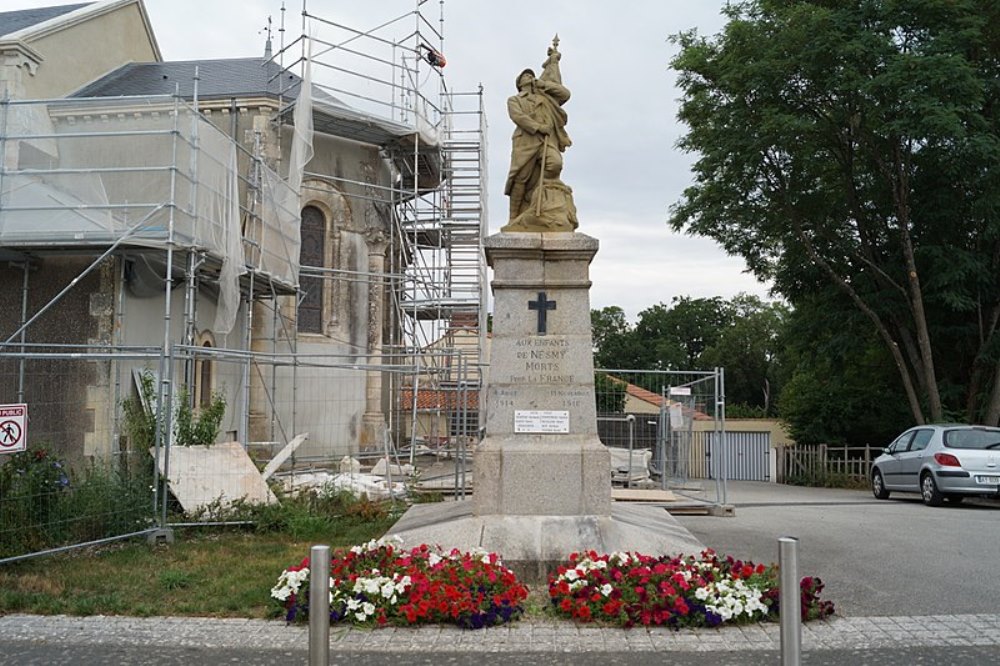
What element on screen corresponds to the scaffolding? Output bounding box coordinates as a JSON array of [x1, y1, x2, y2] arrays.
[[0, 0, 489, 563], [274, 0, 489, 452]]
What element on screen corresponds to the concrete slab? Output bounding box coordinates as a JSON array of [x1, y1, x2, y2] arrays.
[[152, 441, 276, 513], [386, 499, 704, 583]]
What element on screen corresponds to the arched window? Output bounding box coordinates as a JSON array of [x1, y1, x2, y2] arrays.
[[198, 341, 213, 407], [194, 334, 216, 408], [298, 204, 326, 334]]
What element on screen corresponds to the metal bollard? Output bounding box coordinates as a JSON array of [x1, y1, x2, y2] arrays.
[[308, 544, 331, 666], [779, 536, 802, 666]]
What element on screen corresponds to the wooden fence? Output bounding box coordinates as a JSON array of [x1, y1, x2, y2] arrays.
[[775, 444, 877, 484]]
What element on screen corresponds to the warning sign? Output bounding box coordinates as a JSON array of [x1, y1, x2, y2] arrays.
[[0, 404, 27, 454]]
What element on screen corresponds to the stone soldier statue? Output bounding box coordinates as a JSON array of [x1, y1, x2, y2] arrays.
[[502, 36, 578, 232]]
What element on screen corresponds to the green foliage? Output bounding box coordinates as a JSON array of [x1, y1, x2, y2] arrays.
[[189, 486, 399, 542], [784, 471, 870, 491], [158, 570, 195, 591], [670, 0, 1000, 425], [594, 372, 627, 414], [591, 306, 637, 370], [591, 295, 786, 415], [726, 404, 768, 419], [121, 371, 158, 451], [0, 448, 70, 554], [0, 449, 154, 559], [122, 370, 226, 449], [173, 386, 226, 447], [777, 295, 911, 445]]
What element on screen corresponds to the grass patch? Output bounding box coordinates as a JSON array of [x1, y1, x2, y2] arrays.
[[0, 510, 397, 618]]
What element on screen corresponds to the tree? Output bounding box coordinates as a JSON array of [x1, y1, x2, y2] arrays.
[[700, 294, 788, 413], [671, 0, 1000, 424], [590, 295, 786, 413], [594, 372, 627, 414], [591, 306, 635, 369], [777, 293, 911, 445], [633, 297, 731, 370]]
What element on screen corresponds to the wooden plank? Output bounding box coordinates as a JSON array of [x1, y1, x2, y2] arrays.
[[611, 488, 678, 502]]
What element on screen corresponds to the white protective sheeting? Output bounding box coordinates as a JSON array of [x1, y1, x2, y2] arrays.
[[0, 96, 300, 333]]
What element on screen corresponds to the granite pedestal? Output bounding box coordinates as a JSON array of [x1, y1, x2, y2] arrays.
[[387, 232, 703, 582]]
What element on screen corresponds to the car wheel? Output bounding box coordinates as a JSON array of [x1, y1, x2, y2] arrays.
[[921, 472, 944, 507], [871, 469, 890, 500], [944, 495, 964, 504]]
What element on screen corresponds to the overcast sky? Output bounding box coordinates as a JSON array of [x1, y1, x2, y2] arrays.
[[12, 0, 772, 321]]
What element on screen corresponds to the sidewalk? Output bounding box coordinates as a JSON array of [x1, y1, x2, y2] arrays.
[[2, 612, 1000, 653]]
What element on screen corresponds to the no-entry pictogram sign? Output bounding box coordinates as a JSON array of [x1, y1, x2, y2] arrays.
[[0, 404, 27, 454]]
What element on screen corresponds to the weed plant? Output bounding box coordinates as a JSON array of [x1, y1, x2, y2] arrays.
[[0, 448, 155, 559]]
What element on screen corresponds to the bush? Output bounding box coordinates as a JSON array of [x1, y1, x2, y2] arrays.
[[122, 369, 227, 449], [0, 449, 154, 559], [0, 448, 70, 556]]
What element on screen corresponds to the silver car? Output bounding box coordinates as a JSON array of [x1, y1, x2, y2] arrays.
[[871, 424, 1000, 506]]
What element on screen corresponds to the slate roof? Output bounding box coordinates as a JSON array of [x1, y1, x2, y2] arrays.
[[72, 57, 303, 100], [72, 56, 439, 153], [0, 3, 92, 38]]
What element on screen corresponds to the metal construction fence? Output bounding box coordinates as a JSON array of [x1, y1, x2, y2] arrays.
[[594, 368, 730, 501], [0, 343, 472, 563], [1, 356, 735, 563]]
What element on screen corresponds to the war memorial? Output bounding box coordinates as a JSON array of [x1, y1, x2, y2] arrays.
[[388, 38, 702, 581]]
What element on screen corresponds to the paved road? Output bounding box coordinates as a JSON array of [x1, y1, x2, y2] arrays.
[[676, 481, 1000, 616], [2, 645, 1000, 665], [1, 612, 1000, 665]]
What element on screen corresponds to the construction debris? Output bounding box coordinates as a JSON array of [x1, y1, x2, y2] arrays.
[[151, 441, 277, 514]]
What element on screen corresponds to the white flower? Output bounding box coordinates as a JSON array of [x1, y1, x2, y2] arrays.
[[270, 567, 310, 601], [611, 552, 631, 567], [354, 612, 367, 621], [698, 576, 768, 623], [362, 602, 375, 616], [600, 584, 613, 597], [564, 569, 579, 582]]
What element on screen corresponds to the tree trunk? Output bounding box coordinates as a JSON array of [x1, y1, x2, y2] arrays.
[[789, 215, 926, 423]]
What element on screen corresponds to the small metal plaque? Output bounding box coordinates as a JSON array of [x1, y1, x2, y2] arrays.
[[514, 410, 570, 434]]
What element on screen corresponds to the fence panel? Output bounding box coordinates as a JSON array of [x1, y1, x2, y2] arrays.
[[0, 351, 157, 562], [775, 444, 874, 484]]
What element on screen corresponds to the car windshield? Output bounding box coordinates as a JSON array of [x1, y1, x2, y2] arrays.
[[943, 428, 1000, 450]]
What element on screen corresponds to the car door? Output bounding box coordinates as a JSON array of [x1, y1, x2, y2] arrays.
[[881, 430, 915, 490], [896, 428, 934, 491]]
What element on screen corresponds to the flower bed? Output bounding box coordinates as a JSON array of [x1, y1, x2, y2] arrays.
[[271, 536, 529, 629], [547, 549, 835, 628]]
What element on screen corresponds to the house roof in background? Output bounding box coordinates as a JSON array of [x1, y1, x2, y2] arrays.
[[400, 388, 478, 411], [0, 3, 92, 38], [611, 377, 713, 421]]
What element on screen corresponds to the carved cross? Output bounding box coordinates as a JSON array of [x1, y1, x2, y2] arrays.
[[528, 291, 556, 335]]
